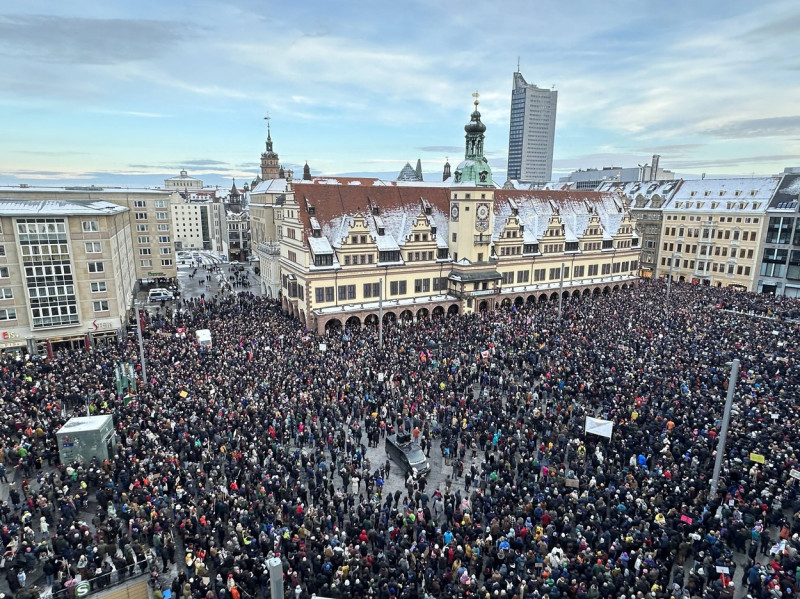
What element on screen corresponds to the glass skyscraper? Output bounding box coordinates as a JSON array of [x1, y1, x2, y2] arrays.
[[506, 71, 557, 184]]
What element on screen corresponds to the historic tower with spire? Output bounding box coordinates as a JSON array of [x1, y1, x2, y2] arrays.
[[260, 117, 281, 181]]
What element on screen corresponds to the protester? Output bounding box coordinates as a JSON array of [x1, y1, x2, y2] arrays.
[[0, 280, 799, 599]]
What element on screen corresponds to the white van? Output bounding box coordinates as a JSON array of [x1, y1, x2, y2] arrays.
[[196, 329, 212, 348], [148, 288, 172, 302]]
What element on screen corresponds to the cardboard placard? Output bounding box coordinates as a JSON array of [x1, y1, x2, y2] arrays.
[[789, 469, 800, 480], [179, 390, 188, 398], [565, 479, 579, 488], [715, 566, 729, 574], [681, 515, 693, 524], [750, 453, 765, 464]]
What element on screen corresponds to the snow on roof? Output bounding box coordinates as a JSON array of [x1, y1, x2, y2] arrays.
[[0, 185, 171, 195], [0, 198, 128, 216], [665, 177, 780, 211], [250, 178, 290, 194], [307, 236, 334, 255]]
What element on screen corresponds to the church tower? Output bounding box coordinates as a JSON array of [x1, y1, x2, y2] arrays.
[[260, 117, 281, 180]]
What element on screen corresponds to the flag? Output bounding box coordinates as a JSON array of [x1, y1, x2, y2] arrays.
[[585, 416, 614, 439]]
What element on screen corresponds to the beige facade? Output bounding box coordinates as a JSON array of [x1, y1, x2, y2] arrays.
[[269, 178, 640, 333], [656, 177, 781, 290], [0, 186, 179, 283], [0, 199, 136, 355]]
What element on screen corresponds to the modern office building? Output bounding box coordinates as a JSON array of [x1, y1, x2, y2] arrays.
[[0, 186, 179, 285], [756, 172, 800, 296], [0, 199, 136, 355], [562, 159, 675, 190], [506, 71, 558, 184], [252, 98, 639, 332]]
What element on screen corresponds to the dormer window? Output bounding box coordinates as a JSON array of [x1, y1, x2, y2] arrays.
[[378, 227, 385, 236], [431, 226, 437, 235], [372, 206, 379, 216], [690, 191, 697, 197], [704, 191, 711, 196], [425, 207, 432, 215], [308, 205, 316, 215]]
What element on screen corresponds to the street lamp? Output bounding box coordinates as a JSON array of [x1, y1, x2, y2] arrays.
[[134, 301, 148, 387], [666, 254, 676, 300]]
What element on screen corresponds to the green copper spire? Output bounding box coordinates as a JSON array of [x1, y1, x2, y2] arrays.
[[453, 92, 493, 187]]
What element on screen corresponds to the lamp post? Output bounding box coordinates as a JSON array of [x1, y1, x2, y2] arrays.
[[557, 261, 565, 321], [134, 302, 148, 387], [666, 254, 675, 300], [709, 359, 740, 500], [378, 278, 384, 350]]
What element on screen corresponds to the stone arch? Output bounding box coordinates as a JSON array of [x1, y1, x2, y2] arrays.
[[514, 296, 524, 306], [383, 311, 396, 323], [447, 304, 459, 316], [399, 309, 414, 322], [417, 307, 429, 319], [593, 287, 601, 296], [527, 295, 536, 304], [501, 298, 512, 308], [325, 318, 342, 333], [582, 288, 590, 297], [602, 286, 610, 295], [478, 300, 489, 312], [299, 310, 307, 326], [572, 289, 580, 298], [550, 292, 559, 301], [539, 293, 548, 303], [365, 314, 378, 327], [621, 283, 628, 290], [345, 315, 361, 329], [679, 275, 686, 282], [433, 306, 445, 318], [613, 284, 620, 292]]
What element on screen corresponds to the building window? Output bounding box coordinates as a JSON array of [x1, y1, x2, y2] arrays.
[[88, 262, 105, 273], [379, 250, 401, 262], [135, 212, 148, 220], [160, 247, 171, 255], [390, 281, 407, 295], [0, 288, 12, 299], [90, 281, 107, 293], [93, 300, 110, 312], [363, 282, 380, 298], [314, 254, 334, 266], [501, 272, 514, 285], [141, 259, 152, 267], [139, 248, 152, 255], [601, 263, 611, 275], [154, 200, 167, 208], [437, 248, 449, 260], [82, 220, 99, 232], [533, 268, 546, 281], [85, 241, 102, 253], [157, 224, 169, 232], [137, 224, 149, 232], [159, 236, 171, 243], [565, 241, 579, 252], [138, 236, 150, 244], [156, 212, 169, 220], [517, 270, 530, 283], [161, 259, 173, 267], [573, 265, 585, 277], [0, 309, 17, 321], [549, 267, 561, 280], [452, 233, 457, 242]]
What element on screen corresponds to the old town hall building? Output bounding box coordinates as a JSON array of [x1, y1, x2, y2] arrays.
[[250, 98, 640, 333]]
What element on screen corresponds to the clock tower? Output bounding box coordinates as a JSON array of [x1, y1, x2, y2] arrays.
[[448, 93, 496, 265]]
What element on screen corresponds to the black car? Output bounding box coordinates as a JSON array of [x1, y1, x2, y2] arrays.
[[385, 433, 431, 476]]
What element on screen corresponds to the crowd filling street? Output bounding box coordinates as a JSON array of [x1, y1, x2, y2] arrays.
[[2, 279, 800, 599]]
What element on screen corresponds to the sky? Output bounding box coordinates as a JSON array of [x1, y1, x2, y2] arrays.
[[1, 0, 799, 189]]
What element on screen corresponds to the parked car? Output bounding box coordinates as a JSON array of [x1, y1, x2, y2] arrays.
[[385, 433, 430, 476]]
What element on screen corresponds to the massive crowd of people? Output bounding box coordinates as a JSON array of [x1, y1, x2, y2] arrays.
[[1, 279, 800, 599]]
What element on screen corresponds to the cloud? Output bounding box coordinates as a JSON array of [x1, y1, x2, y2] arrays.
[[632, 144, 704, 154], [669, 154, 800, 169], [0, 15, 182, 65], [703, 116, 800, 139], [418, 146, 462, 154], [94, 109, 171, 118], [738, 11, 800, 40]]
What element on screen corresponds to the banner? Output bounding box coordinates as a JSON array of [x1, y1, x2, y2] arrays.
[[585, 416, 614, 439]]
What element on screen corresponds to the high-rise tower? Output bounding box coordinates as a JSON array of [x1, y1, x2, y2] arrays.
[[506, 71, 557, 184]]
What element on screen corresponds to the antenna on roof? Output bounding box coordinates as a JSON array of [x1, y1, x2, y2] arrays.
[[517, 56, 520, 72]]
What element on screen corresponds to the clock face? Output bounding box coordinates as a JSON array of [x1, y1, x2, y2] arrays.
[[476, 203, 489, 220], [450, 204, 459, 221]]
